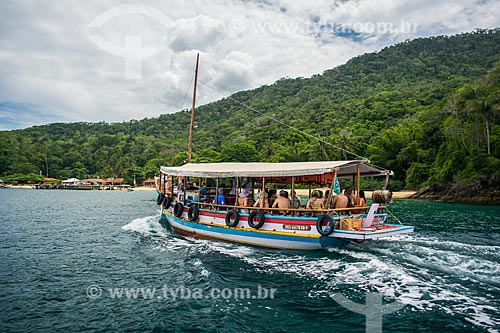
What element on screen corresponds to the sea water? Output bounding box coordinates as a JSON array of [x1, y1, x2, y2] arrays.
[[0, 189, 499, 332]]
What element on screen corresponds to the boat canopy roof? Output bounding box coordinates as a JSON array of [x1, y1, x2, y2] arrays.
[[160, 160, 392, 180]]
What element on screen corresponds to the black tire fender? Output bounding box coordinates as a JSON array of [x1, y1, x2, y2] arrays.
[[162, 196, 172, 209], [174, 202, 184, 218], [316, 214, 335, 236], [156, 193, 165, 205], [188, 204, 200, 222], [248, 210, 265, 229], [225, 209, 240, 227]]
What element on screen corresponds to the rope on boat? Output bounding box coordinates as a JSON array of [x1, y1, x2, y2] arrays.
[[197, 79, 367, 161], [385, 206, 403, 225], [178, 72, 195, 111]]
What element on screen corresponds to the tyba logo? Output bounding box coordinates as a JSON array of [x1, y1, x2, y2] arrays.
[[86, 4, 172, 79]]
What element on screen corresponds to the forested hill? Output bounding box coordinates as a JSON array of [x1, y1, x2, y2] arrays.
[[1, 29, 500, 194]]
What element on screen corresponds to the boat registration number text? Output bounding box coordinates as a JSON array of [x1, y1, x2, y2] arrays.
[[283, 224, 311, 231]]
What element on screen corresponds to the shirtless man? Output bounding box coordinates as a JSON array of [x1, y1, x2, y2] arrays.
[[332, 190, 349, 209], [272, 190, 291, 214]]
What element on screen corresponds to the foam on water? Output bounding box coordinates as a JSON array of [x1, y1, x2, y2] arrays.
[[122, 214, 166, 237], [199, 233, 499, 331], [123, 212, 500, 331], [122, 214, 207, 254]]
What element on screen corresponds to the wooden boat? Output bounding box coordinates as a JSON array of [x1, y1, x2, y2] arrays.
[[156, 54, 414, 250], [156, 161, 414, 250]]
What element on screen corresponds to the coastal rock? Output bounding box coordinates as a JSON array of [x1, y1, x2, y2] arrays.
[[410, 175, 500, 205]]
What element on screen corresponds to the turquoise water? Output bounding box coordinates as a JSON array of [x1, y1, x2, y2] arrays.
[[0, 189, 499, 332]]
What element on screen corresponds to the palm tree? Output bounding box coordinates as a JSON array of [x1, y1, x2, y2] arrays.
[[460, 84, 499, 155]]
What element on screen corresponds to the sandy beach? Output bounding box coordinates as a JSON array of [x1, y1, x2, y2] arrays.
[[132, 186, 157, 192]]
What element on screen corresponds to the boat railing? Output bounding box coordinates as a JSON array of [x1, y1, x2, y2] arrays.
[[190, 201, 386, 217]]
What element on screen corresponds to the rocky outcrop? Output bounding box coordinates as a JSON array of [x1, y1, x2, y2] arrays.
[[411, 174, 500, 205]]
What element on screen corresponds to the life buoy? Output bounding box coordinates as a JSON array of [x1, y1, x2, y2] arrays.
[[162, 196, 172, 209], [174, 202, 184, 218], [316, 214, 335, 236], [225, 209, 240, 227], [248, 210, 265, 229], [156, 193, 165, 205], [188, 204, 200, 222]]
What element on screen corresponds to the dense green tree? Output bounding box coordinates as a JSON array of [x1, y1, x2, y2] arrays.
[[71, 162, 88, 179], [143, 158, 168, 177], [192, 148, 221, 163], [171, 152, 188, 167], [219, 143, 260, 162]]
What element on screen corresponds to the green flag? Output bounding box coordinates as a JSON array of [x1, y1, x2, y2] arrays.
[[333, 176, 341, 194]]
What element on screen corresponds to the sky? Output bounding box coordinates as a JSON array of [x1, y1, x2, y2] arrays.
[[0, 0, 499, 130]]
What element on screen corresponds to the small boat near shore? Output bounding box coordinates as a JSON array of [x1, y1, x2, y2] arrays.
[[156, 161, 414, 250]]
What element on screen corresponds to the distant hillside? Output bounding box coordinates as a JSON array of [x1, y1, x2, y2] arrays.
[[1, 29, 499, 193]]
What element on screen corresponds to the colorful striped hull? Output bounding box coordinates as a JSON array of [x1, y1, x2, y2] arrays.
[[159, 203, 414, 250]]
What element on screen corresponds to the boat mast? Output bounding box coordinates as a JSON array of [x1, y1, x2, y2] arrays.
[[187, 53, 199, 163]]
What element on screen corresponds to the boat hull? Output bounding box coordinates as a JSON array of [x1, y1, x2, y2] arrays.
[[159, 203, 414, 250], [161, 208, 327, 250]]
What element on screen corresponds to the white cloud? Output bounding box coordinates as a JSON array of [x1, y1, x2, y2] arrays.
[[169, 15, 225, 52], [0, 0, 499, 129], [212, 51, 255, 92]]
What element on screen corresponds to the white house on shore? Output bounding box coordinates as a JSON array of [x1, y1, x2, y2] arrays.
[[62, 178, 80, 185]]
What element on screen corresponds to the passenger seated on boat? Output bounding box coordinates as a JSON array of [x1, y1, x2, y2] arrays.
[[324, 190, 331, 208], [225, 182, 236, 205], [213, 188, 227, 208], [226, 180, 237, 205], [345, 187, 356, 208], [237, 189, 252, 213], [203, 194, 212, 205], [226, 194, 236, 205], [165, 177, 173, 196], [351, 190, 368, 214], [242, 180, 253, 191], [332, 188, 348, 209], [199, 182, 208, 202], [291, 190, 301, 209], [306, 190, 324, 210], [358, 190, 367, 207], [268, 189, 277, 207], [254, 191, 270, 209], [186, 181, 198, 190], [272, 190, 291, 214]]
